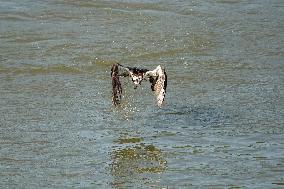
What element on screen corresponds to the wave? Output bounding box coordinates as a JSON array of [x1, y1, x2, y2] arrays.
[[0, 58, 119, 76], [0, 64, 82, 75]]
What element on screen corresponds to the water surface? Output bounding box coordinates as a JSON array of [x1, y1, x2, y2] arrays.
[[0, 0, 284, 188]]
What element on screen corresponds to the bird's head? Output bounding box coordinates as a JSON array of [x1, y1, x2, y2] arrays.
[[131, 74, 143, 86]]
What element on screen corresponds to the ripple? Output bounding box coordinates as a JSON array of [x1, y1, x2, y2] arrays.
[[115, 137, 143, 144], [0, 65, 82, 76]]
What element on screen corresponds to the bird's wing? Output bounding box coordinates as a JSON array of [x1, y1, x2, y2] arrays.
[[111, 64, 123, 106], [145, 65, 167, 106]]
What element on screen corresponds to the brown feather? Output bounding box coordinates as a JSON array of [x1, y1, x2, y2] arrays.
[[111, 64, 122, 106]]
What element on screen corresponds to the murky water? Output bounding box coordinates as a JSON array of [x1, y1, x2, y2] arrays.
[[1, 0, 284, 188]]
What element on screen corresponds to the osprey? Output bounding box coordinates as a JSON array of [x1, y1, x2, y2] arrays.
[[111, 63, 167, 107]]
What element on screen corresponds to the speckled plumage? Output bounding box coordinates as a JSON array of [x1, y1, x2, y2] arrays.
[[111, 64, 167, 106], [146, 65, 167, 106], [111, 64, 122, 106]]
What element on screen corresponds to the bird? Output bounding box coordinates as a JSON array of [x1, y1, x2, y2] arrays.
[[111, 63, 167, 107]]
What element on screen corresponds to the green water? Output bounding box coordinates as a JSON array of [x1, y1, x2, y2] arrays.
[[0, 0, 283, 188]]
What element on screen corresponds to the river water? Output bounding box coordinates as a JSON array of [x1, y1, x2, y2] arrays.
[[0, 0, 284, 188]]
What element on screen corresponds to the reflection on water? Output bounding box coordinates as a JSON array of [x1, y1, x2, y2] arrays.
[[1, 0, 284, 188], [110, 142, 166, 188]]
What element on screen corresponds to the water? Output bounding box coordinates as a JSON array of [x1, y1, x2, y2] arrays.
[[0, 0, 284, 188]]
